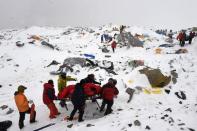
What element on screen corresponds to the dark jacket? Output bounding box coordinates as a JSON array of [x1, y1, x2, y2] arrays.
[[43, 83, 57, 105], [71, 83, 85, 107], [82, 77, 100, 85], [101, 83, 119, 101]]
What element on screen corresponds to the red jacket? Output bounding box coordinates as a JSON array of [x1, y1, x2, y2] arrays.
[[43, 83, 57, 105], [58, 83, 102, 99], [111, 41, 117, 48], [101, 83, 119, 101]]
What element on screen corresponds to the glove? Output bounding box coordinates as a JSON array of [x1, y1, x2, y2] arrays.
[[28, 100, 34, 104]]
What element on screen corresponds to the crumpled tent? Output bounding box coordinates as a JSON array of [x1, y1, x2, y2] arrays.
[[139, 67, 171, 88], [63, 57, 87, 67], [116, 32, 143, 47]]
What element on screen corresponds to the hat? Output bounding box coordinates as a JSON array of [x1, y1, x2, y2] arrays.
[[48, 80, 54, 85], [18, 85, 27, 92]]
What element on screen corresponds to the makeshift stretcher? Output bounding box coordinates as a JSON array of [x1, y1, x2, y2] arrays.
[[58, 83, 102, 109]]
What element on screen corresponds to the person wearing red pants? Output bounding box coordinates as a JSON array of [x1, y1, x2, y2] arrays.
[[43, 80, 60, 119]]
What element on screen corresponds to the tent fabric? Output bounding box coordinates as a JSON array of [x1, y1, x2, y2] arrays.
[[139, 67, 171, 88]]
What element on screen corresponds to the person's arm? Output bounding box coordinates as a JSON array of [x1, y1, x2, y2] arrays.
[[114, 87, 119, 95], [66, 76, 77, 81], [93, 80, 101, 85]]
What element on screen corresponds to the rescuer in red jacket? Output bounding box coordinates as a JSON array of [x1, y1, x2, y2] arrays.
[[100, 78, 119, 115]]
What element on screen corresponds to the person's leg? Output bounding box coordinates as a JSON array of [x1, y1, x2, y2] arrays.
[[78, 106, 85, 122], [100, 99, 106, 112], [104, 100, 113, 115], [47, 102, 58, 118], [69, 106, 78, 120], [19, 112, 25, 129]]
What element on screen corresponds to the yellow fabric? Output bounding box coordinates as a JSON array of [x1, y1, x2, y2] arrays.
[[143, 88, 162, 94], [14, 92, 29, 112], [58, 76, 76, 92]]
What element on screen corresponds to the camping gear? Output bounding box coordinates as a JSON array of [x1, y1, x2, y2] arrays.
[[84, 54, 95, 59], [139, 67, 171, 88]]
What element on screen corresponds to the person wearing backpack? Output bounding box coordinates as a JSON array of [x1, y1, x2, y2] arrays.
[[43, 80, 60, 119], [68, 80, 86, 122], [100, 78, 119, 115]]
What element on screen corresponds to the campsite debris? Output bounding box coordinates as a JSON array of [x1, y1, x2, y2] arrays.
[[86, 124, 95, 127], [128, 60, 144, 68], [128, 123, 132, 127], [6, 59, 12, 61], [188, 128, 195, 131], [165, 108, 172, 112], [16, 41, 24, 47], [67, 124, 73, 128], [105, 55, 111, 58], [134, 120, 141, 126], [175, 91, 186, 100], [175, 49, 188, 54], [102, 47, 110, 53], [6, 108, 14, 115], [41, 41, 55, 50], [46, 60, 60, 67], [0, 85, 2, 88], [171, 70, 178, 84], [139, 67, 171, 88], [33, 123, 56, 131], [0, 105, 8, 110], [126, 88, 135, 103], [145, 125, 151, 130], [164, 89, 170, 94], [159, 44, 174, 48]]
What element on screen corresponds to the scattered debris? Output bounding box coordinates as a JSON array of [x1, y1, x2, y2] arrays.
[[175, 91, 186, 100], [6, 108, 14, 115], [41, 41, 55, 50], [16, 41, 24, 47], [175, 49, 188, 54], [128, 123, 132, 127], [165, 89, 171, 94], [67, 124, 73, 128], [126, 88, 135, 103], [145, 125, 151, 130], [46, 60, 60, 67], [134, 120, 141, 126], [0, 105, 8, 110], [86, 124, 95, 127]]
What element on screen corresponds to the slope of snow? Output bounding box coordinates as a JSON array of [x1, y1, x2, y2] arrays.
[[0, 26, 197, 131]]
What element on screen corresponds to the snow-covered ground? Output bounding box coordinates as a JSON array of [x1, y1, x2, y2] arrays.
[[0, 25, 197, 131]]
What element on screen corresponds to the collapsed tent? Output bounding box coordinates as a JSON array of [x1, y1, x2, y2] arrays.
[[139, 67, 171, 88], [116, 32, 143, 47], [58, 83, 101, 99], [63, 57, 87, 67]]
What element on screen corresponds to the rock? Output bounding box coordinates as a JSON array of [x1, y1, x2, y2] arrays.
[[175, 91, 186, 100], [0, 105, 8, 110], [16, 41, 24, 47], [165, 89, 170, 94], [117, 108, 123, 111], [0, 85, 2, 88], [134, 120, 141, 126], [178, 123, 185, 126], [6, 59, 12, 61], [188, 128, 195, 131], [67, 124, 73, 128], [128, 124, 132, 127], [179, 101, 182, 104], [145, 125, 151, 130], [9, 84, 12, 87], [6, 108, 14, 115], [86, 124, 94, 127], [165, 108, 172, 112], [14, 64, 19, 67]]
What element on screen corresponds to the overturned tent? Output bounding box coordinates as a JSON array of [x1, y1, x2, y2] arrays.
[[116, 32, 143, 47], [139, 67, 171, 88], [63, 57, 87, 67]]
